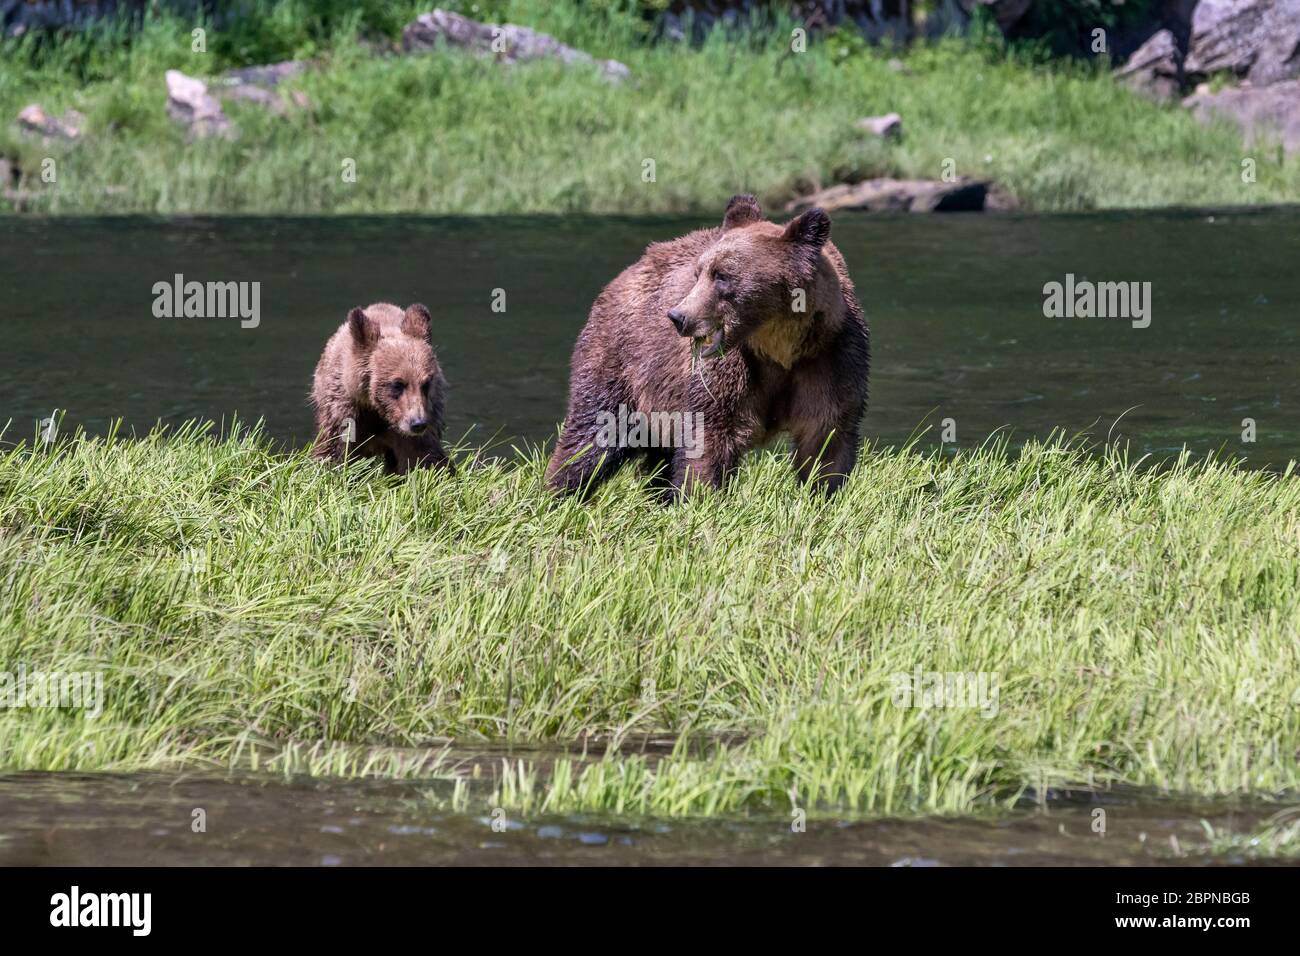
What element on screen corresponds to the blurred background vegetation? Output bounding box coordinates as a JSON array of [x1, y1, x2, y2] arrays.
[[0, 0, 1293, 213]]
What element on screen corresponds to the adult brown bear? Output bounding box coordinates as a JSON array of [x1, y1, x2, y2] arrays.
[[547, 195, 869, 499]]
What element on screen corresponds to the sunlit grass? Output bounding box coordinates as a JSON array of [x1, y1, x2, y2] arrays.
[[1, 420, 1297, 822], [1191, 808, 1300, 860]]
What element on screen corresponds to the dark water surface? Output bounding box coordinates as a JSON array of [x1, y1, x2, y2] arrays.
[[0, 771, 1285, 866], [2, 209, 1297, 466]]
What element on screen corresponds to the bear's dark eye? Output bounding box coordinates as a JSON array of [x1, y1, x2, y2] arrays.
[[421, 378, 433, 394], [713, 270, 733, 293], [388, 381, 405, 396]]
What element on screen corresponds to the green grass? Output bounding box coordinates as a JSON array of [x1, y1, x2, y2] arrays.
[[1, 0, 1295, 214], [1193, 809, 1300, 860], [1190, 811, 1300, 863], [2, 421, 1298, 823]]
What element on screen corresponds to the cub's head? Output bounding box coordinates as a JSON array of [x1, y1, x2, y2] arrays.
[[348, 303, 444, 437], [666, 194, 831, 357]]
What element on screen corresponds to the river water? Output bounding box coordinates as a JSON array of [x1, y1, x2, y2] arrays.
[[0, 771, 1286, 865], [2, 209, 1297, 466]]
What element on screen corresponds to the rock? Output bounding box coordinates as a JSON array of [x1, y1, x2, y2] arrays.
[[165, 63, 310, 136], [1184, 79, 1300, 152], [220, 84, 289, 115], [16, 104, 84, 141], [401, 9, 631, 82], [1184, 0, 1300, 86], [219, 60, 308, 89], [786, 178, 992, 214], [956, 0, 1035, 32], [984, 184, 1018, 211], [1116, 29, 1183, 100], [857, 112, 902, 138], [165, 70, 233, 139], [218, 61, 312, 115]]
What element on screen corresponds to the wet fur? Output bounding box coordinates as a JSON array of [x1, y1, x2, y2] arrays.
[[547, 195, 869, 499], [310, 302, 452, 475]]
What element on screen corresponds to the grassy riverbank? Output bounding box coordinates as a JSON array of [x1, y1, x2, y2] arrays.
[[2, 0, 1296, 214], [2, 424, 1298, 826]]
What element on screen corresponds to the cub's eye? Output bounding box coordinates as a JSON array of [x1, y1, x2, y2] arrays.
[[421, 378, 434, 393], [388, 381, 405, 396]]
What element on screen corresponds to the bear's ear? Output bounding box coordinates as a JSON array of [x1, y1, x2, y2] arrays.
[[783, 207, 831, 249], [722, 193, 763, 231], [401, 303, 432, 339], [348, 307, 379, 351]]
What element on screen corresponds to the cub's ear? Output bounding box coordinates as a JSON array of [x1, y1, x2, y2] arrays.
[[722, 193, 763, 231], [782, 207, 831, 248], [348, 307, 379, 350], [401, 303, 432, 339]]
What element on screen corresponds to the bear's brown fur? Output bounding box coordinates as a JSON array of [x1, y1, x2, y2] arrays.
[[310, 302, 452, 474], [546, 195, 868, 499]]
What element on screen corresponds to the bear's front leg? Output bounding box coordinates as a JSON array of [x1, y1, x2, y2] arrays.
[[311, 411, 354, 462], [669, 440, 743, 501], [792, 424, 861, 496], [388, 434, 454, 476], [546, 418, 629, 497]]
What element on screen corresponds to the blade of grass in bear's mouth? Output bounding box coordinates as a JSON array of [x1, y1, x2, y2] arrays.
[[700, 328, 725, 357]]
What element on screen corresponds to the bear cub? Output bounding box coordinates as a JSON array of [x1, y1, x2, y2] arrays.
[[310, 302, 452, 474], [547, 194, 869, 499]]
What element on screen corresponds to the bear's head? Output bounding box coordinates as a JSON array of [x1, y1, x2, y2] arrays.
[[348, 303, 444, 437], [666, 194, 832, 359]]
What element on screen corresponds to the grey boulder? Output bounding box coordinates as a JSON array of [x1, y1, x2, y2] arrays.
[[1184, 78, 1300, 153], [401, 9, 631, 83], [1184, 0, 1300, 86], [787, 178, 992, 214]]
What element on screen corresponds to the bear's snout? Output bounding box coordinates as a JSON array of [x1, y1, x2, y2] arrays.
[[667, 306, 717, 341], [404, 416, 429, 436]]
